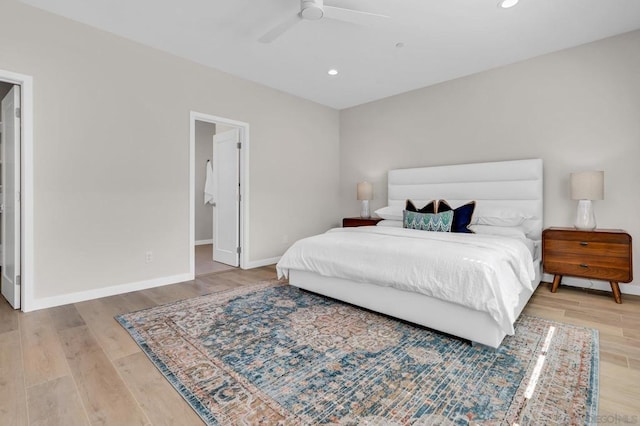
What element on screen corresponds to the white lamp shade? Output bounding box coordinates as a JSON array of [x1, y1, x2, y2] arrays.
[[357, 182, 373, 201], [570, 171, 604, 200]]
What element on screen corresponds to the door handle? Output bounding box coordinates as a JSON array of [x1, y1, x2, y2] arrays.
[[212, 202, 217, 207]]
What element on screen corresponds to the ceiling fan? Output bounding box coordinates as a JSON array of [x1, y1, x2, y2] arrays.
[[259, 0, 389, 43]]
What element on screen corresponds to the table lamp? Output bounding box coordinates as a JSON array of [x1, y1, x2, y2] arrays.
[[357, 182, 373, 218], [570, 171, 604, 230]]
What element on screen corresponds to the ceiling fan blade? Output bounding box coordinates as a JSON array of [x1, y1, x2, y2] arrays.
[[258, 13, 302, 43], [323, 6, 389, 26]]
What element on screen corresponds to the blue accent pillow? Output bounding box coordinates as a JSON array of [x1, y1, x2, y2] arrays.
[[403, 210, 453, 232], [437, 200, 476, 233], [405, 199, 435, 214]]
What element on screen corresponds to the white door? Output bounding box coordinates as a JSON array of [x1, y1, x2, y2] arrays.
[[212, 129, 240, 267], [1, 85, 21, 309]]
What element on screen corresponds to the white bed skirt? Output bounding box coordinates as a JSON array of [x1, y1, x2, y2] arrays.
[[288, 260, 541, 348]]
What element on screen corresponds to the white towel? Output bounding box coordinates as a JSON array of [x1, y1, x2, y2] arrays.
[[204, 160, 214, 205]]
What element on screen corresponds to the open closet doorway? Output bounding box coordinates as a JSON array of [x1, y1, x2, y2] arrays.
[[190, 112, 249, 277], [0, 81, 21, 308], [0, 68, 33, 312]]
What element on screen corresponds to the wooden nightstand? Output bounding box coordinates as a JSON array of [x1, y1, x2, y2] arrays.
[[342, 217, 383, 227], [542, 227, 633, 303]]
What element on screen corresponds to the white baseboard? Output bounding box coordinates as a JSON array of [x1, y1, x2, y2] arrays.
[[195, 239, 213, 246], [24, 273, 194, 312], [244, 256, 281, 269], [541, 273, 640, 296]]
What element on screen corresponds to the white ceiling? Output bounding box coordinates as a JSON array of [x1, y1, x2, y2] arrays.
[[20, 0, 640, 109]]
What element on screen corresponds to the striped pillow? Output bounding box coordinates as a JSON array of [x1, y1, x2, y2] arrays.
[[403, 210, 453, 232]]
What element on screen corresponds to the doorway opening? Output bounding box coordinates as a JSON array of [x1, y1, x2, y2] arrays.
[[0, 69, 33, 311], [189, 112, 249, 277]]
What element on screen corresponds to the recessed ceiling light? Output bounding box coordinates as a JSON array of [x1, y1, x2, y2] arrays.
[[328, 69, 338, 76], [498, 0, 519, 8]]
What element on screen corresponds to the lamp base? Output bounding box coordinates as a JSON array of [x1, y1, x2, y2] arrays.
[[360, 200, 370, 219], [574, 199, 596, 230]]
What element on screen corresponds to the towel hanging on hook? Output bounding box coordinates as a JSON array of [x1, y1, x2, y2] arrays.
[[204, 160, 214, 205]]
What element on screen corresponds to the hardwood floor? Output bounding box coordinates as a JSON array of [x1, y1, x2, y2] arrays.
[[1, 269, 639, 425], [194, 244, 236, 276]]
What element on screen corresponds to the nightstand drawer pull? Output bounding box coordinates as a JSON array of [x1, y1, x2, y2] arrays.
[[579, 263, 589, 268], [579, 241, 589, 246]]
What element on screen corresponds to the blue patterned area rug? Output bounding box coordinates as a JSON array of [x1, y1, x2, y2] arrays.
[[116, 280, 598, 425]]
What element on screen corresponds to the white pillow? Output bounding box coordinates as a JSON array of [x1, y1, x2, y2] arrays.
[[376, 219, 403, 228], [468, 224, 528, 239], [472, 208, 531, 227], [374, 206, 403, 221], [474, 216, 526, 226]]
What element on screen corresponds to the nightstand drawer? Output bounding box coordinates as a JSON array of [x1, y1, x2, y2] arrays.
[[544, 260, 631, 282], [342, 217, 383, 227], [544, 239, 629, 258]]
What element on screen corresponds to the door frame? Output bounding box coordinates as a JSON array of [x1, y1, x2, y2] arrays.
[[189, 111, 249, 273], [0, 69, 33, 311]]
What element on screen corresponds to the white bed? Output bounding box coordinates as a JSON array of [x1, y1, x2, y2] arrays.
[[277, 159, 543, 348]]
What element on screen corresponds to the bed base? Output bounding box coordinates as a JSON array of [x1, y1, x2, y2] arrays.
[[288, 261, 540, 349]]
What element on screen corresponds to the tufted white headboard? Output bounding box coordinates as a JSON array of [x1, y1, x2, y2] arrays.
[[388, 159, 543, 239]]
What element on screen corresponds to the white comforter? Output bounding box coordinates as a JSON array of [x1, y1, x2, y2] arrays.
[[276, 226, 536, 335]]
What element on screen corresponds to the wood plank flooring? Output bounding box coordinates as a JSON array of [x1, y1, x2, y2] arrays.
[[1, 267, 639, 425]]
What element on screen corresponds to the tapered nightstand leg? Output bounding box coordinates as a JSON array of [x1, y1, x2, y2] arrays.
[[551, 275, 562, 293], [610, 281, 622, 304]]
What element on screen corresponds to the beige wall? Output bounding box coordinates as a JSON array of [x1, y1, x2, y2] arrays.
[[0, 0, 340, 302], [340, 30, 640, 292], [194, 121, 215, 242]]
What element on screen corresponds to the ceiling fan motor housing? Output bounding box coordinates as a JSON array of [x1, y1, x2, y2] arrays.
[[301, 0, 324, 20]]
